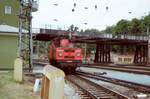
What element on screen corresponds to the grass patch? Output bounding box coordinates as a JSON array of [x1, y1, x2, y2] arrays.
[[0, 71, 39, 99]]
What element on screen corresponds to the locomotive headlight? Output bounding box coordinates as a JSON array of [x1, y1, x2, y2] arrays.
[[76, 53, 81, 57], [58, 52, 63, 57]]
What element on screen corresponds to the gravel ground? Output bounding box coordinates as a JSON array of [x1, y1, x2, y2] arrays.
[[64, 82, 81, 99]]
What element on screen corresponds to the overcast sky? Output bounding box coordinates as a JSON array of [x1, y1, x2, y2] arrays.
[[32, 0, 150, 30]]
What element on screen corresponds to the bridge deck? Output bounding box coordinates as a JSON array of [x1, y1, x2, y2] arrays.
[[33, 32, 148, 45]]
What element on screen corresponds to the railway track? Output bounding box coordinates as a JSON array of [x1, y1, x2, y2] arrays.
[[66, 75, 129, 99], [76, 71, 150, 94], [79, 64, 150, 75], [33, 59, 49, 66]]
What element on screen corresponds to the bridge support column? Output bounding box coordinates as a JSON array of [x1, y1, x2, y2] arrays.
[[134, 45, 148, 64], [94, 44, 111, 63]]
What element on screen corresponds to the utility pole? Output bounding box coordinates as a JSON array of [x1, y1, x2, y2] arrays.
[[147, 27, 150, 64], [147, 27, 149, 35], [28, 0, 33, 71], [84, 43, 87, 63], [18, 0, 23, 57], [18, 0, 38, 71]]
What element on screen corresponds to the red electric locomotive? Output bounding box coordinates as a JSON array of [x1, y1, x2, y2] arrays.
[[49, 38, 82, 74]]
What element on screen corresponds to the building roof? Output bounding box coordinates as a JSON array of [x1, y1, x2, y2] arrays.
[[0, 24, 27, 33]]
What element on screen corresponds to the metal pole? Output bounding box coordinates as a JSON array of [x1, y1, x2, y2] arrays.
[[147, 27, 150, 64], [147, 27, 149, 35], [18, 1, 23, 57], [28, 0, 33, 70], [84, 43, 87, 63], [69, 31, 72, 40], [37, 41, 39, 56]]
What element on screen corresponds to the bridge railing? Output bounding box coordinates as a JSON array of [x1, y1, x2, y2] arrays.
[[32, 28, 40, 34], [96, 33, 148, 41]]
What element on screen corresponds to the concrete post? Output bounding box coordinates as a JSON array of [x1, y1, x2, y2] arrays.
[[14, 58, 23, 82], [41, 65, 65, 99]]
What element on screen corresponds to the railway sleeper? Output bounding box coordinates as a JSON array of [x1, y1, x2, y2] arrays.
[[82, 97, 92, 98], [75, 88, 92, 98], [97, 96, 115, 99], [93, 93, 114, 98], [80, 96, 92, 99]]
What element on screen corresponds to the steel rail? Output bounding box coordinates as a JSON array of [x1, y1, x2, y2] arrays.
[[80, 64, 150, 71], [76, 71, 150, 93], [66, 75, 129, 99], [79, 65, 150, 75]]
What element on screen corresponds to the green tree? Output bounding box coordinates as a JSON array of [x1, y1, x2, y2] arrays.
[[84, 29, 100, 34], [115, 19, 130, 34], [105, 25, 116, 34], [142, 14, 150, 34], [130, 18, 142, 35], [101, 15, 150, 53]]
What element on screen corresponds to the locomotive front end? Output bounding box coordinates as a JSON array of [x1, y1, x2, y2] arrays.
[[49, 39, 83, 74]]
